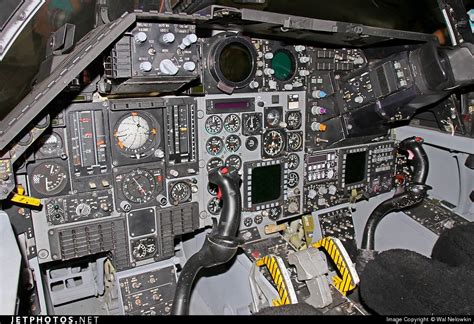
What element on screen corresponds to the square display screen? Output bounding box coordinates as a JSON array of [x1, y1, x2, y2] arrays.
[[251, 164, 282, 204], [344, 151, 367, 185]]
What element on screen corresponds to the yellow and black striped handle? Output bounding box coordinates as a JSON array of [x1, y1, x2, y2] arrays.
[[256, 254, 297, 306], [312, 237, 360, 295]]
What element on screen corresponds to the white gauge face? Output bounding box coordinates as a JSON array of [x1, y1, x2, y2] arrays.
[[116, 115, 151, 150]]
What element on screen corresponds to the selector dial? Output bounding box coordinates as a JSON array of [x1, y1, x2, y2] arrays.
[[75, 203, 91, 217]]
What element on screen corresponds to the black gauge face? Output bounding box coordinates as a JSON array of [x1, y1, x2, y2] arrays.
[[243, 113, 262, 135], [262, 130, 285, 157], [243, 217, 253, 227], [38, 132, 63, 156], [271, 49, 296, 81], [288, 172, 299, 188], [31, 161, 68, 196], [132, 243, 147, 259], [225, 155, 242, 170], [288, 132, 303, 151], [266, 108, 281, 127], [205, 115, 223, 135], [224, 114, 241, 133], [268, 206, 282, 221], [170, 182, 192, 204], [208, 183, 218, 196], [208, 197, 222, 215], [254, 214, 263, 224], [131, 237, 157, 261], [207, 157, 224, 172], [219, 42, 253, 83], [122, 169, 156, 204], [114, 112, 157, 156], [206, 136, 224, 156], [287, 153, 300, 170], [245, 136, 258, 151], [225, 134, 241, 153], [286, 111, 302, 130]]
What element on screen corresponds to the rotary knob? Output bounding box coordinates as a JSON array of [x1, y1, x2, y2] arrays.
[[75, 203, 91, 217], [311, 122, 327, 132], [139, 61, 152, 72], [311, 106, 327, 115], [161, 32, 175, 44], [287, 201, 299, 214], [307, 189, 317, 199], [183, 61, 196, 72], [135, 32, 147, 43], [159, 59, 179, 75], [179, 33, 198, 49]]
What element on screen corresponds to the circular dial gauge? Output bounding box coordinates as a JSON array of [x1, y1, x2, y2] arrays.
[[225, 155, 242, 170], [266, 109, 281, 127], [225, 134, 241, 153], [38, 132, 63, 156], [132, 243, 147, 259], [262, 130, 285, 157], [207, 197, 222, 215], [224, 114, 241, 133], [170, 182, 192, 204], [243, 217, 253, 227], [287, 153, 300, 170], [288, 132, 303, 151], [114, 112, 157, 155], [245, 136, 258, 151], [206, 137, 224, 156], [205, 115, 223, 135], [31, 161, 68, 196], [207, 157, 224, 172], [288, 172, 300, 188], [244, 114, 262, 134], [268, 206, 282, 221], [286, 111, 302, 130], [122, 168, 156, 204], [208, 183, 218, 196]]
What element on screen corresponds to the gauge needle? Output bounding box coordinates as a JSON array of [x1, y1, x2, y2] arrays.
[[133, 177, 146, 195]]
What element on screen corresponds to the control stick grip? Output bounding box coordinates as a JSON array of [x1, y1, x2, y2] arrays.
[[398, 136, 429, 184], [208, 167, 241, 238]]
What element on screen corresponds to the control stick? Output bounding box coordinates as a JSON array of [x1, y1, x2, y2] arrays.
[[172, 167, 242, 315], [359, 137, 431, 256]]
